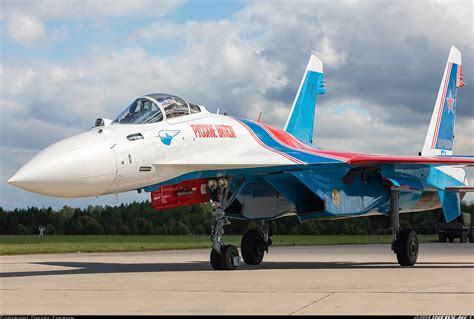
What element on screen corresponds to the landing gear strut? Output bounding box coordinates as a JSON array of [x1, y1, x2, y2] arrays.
[[241, 221, 272, 265], [209, 178, 241, 270], [390, 190, 419, 266]]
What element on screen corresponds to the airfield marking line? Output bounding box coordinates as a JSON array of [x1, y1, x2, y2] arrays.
[[288, 292, 335, 315], [334, 291, 473, 295], [403, 280, 467, 293], [0, 288, 318, 294], [0, 288, 472, 295]]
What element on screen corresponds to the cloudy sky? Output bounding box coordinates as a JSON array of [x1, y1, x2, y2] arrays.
[[0, 0, 473, 210]]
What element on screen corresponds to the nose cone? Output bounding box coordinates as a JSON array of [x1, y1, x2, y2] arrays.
[[8, 132, 117, 197]]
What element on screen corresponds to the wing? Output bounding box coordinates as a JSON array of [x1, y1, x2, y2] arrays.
[[321, 147, 474, 168], [317, 151, 474, 167]]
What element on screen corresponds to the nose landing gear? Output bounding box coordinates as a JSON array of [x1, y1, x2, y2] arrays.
[[209, 178, 241, 270]]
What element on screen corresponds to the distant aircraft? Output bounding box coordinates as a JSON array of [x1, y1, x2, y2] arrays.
[[8, 46, 473, 270]]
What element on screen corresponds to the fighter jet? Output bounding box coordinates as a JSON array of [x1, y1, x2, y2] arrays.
[[8, 46, 473, 270]]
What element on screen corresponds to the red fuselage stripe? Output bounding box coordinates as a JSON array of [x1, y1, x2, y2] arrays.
[[261, 124, 350, 162], [235, 119, 303, 164]]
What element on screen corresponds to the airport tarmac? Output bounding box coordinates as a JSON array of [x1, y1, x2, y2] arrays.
[[1, 243, 473, 315]]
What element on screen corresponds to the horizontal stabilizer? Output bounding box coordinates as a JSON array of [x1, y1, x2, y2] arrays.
[[438, 190, 461, 223]]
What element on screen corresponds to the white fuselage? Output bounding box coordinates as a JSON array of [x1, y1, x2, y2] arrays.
[[8, 110, 296, 197]]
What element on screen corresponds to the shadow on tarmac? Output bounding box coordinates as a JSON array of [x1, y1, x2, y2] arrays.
[[1, 260, 473, 278]]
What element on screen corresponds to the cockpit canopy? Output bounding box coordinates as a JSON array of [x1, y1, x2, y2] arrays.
[[113, 93, 201, 124]]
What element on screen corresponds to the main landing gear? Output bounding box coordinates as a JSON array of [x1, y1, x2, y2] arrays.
[[390, 190, 419, 266], [241, 221, 272, 265]]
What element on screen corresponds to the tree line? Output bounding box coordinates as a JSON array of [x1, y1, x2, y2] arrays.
[[1, 201, 473, 236]]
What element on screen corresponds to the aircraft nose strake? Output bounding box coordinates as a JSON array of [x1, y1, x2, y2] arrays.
[[7, 132, 117, 198]]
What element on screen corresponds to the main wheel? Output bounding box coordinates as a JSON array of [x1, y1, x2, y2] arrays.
[[395, 229, 419, 266], [469, 230, 473, 243], [210, 248, 223, 270], [241, 229, 265, 265], [448, 237, 455, 243], [438, 232, 447, 242], [220, 245, 239, 270]]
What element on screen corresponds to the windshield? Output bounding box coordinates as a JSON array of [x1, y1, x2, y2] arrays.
[[114, 98, 163, 124]]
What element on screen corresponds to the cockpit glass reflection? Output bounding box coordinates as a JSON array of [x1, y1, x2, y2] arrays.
[[113, 94, 198, 124], [114, 98, 163, 124]]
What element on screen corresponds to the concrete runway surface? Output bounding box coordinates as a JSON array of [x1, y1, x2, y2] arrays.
[[1, 243, 473, 315]]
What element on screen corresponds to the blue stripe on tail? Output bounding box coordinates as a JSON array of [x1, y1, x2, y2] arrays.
[[285, 71, 325, 143]]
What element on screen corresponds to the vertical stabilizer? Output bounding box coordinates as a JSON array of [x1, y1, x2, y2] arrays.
[[422, 46, 464, 156], [284, 55, 325, 143]]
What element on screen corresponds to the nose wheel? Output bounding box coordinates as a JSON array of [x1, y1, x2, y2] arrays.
[[210, 248, 223, 270], [210, 245, 240, 270], [220, 245, 240, 270]]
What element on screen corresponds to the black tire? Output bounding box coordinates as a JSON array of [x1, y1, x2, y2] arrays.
[[469, 231, 473, 243], [438, 233, 447, 242], [448, 237, 455, 243], [220, 245, 239, 270], [210, 248, 223, 270], [395, 229, 419, 266], [241, 229, 265, 265]]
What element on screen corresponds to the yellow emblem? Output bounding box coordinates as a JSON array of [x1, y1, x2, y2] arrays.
[[331, 189, 340, 206]]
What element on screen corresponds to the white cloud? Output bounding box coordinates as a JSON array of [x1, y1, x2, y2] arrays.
[[0, 31, 288, 144], [314, 37, 347, 69], [4, 15, 49, 48], [314, 100, 474, 156], [0, 0, 184, 21], [0, 0, 185, 48]]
